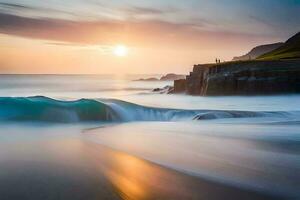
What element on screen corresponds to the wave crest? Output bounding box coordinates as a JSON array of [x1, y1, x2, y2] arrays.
[[0, 96, 297, 123], [0, 96, 118, 123]]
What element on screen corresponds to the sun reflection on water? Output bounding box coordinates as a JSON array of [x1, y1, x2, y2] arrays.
[[102, 153, 149, 200]]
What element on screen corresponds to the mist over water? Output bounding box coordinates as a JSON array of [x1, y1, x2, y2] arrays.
[[1, 74, 300, 111], [0, 75, 299, 199]]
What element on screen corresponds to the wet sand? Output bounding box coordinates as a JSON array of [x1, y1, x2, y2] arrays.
[[0, 136, 280, 200]]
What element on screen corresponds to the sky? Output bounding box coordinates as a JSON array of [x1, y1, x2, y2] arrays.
[[0, 0, 299, 74]]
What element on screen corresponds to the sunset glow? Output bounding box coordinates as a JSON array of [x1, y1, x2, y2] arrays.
[[0, 0, 299, 74], [113, 45, 128, 57]]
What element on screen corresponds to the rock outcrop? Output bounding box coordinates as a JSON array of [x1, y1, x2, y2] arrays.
[[134, 73, 185, 82], [134, 77, 159, 81], [173, 60, 300, 95], [152, 85, 174, 94], [160, 73, 185, 81]]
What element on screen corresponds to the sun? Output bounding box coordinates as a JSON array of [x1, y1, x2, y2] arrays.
[[113, 45, 128, 57]]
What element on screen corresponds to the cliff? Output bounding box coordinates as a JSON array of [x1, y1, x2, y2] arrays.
[[172, 32, 300, 96], [173, 60, 300, 95], [232, 43, 283, 61]]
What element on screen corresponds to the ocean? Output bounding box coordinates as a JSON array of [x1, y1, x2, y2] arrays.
[[0, 74, 299, 199]]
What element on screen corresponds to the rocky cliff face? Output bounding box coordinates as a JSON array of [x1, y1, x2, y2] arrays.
[[173, 60, 300, 95], [173, 79, 186, 93]]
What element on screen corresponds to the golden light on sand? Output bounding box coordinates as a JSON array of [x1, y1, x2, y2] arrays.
[[113, 45, 128, 57]]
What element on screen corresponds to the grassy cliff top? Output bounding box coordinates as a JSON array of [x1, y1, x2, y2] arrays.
[[192, 60, 300, 74], [258, 32, 300, 60]]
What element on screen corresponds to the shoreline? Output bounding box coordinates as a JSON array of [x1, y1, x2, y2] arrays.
[[0, 133, 281, 200], [86, 141, 282, 200]]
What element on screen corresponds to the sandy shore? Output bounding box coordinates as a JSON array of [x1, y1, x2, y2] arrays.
[[0, 136, 281, 200]]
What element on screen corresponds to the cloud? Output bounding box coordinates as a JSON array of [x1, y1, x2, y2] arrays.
[[0, 12, 277, 50], [0, 2, 78, 19], [0, 13, 123, 44], [248, 15, 276, 29], [124, 6, 178, 15], [0, 2, 29, 9]]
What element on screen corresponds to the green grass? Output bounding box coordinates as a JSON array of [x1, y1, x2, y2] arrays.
[[258, 32, 300, 60], [258, 51, 300, 60]]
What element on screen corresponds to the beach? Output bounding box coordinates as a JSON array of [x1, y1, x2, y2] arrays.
[[0, 124, 281, 200], [1, 1, 299, 199], [0, 75, 299, 199]]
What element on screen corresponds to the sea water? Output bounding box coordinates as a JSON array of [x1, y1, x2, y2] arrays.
[[0, 74, 299, 199]]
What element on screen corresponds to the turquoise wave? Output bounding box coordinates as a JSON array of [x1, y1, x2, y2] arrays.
[[0, 96, 298, 123], [0, 96, 119, 123]]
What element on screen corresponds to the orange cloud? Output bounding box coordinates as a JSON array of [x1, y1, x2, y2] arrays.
[[0, 13, 278, 50]]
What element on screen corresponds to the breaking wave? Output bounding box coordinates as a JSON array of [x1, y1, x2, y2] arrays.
[[0, 96, 298, 123], [0, 96, 118, 123]]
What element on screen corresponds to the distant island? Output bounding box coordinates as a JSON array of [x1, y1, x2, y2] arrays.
[[170, 32, 300, 95], [134, 73, 185, 81]]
